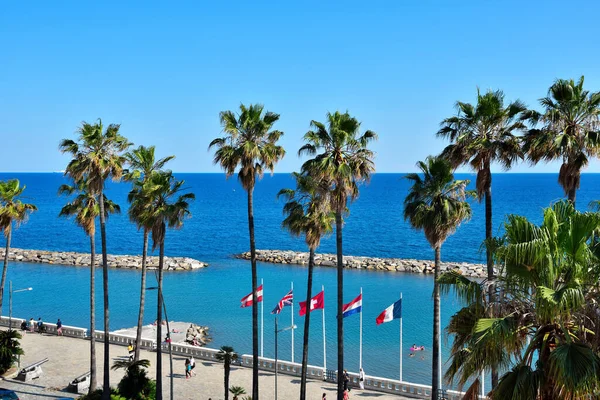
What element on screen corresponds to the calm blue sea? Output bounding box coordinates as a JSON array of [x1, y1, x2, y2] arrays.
[[1, 173, 599, 385]]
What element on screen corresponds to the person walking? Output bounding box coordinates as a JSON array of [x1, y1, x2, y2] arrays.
[[343, 389, 350, 400], [56, 318, 63, 336], [185, 358, 191, 379], [189, 355, 196, 376], [359, 368, 365, 390], [343, 369, 350, 391]]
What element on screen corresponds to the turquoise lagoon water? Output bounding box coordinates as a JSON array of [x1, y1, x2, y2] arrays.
[[2, 172, 600, 385]]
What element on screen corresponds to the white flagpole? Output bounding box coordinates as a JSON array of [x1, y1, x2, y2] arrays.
[[481, 370, 485, 399], [291, 281, 295, 363], [400, 292, 403, 382], [359, 287, 363, 371], [261, 278, 264, 358], [322, 285, 327, 373], [438, 297, 442, 391]]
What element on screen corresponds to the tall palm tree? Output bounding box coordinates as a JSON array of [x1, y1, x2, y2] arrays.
[[216, 345, 239, 400], [136, 171, 194, 400], [60, 119, 131, 398], [278, 172, 334, 400], [58, 179, 120, 394], [299, 111, 376, 399], [522, 76, 600, 205], [404, 156, 472, 400], [209, 103, 285, 399], [0, 179, 37, 315], [124, 145, 175, 362], [437, 89, 526, 386], [442, 201, 600, 399]]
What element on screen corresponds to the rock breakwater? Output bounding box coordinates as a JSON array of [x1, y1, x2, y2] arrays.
[[1, 248, 208, 271], [236, 249, 489, 278]]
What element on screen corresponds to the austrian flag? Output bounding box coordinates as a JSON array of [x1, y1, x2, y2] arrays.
[[240, 284, 263, 308], [299, 291, 324, 316]]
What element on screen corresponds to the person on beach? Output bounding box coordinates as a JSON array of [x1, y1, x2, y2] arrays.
[[29, 317, 35, 332], [359, 368, 365, 390], [343, 369, 350, 391], [128, 342, 135, 361], [185, 358, 191, 379], [189, 355, 196, 376], [56, 318, 63, 336]]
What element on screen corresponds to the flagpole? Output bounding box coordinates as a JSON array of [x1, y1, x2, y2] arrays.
[[359, 287, 363, 371], [400, 292, 403, 382], [291, 281, 295, 363], [261, 278, 264, 358], [322, 285, 326, 374]]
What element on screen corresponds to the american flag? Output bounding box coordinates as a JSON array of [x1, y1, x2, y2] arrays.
[[271, 290, 293, 314]]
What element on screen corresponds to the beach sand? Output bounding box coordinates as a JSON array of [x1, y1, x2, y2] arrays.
[[0, 328, 410, 399]]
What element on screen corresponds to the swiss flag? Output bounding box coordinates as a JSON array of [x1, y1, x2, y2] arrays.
[[299, 291, 324, 316]]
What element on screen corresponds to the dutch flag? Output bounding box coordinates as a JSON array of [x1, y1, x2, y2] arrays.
[[342, 293, 362, 318]]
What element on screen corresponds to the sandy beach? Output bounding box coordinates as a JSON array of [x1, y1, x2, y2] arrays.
[[0, 328, 411, 399]]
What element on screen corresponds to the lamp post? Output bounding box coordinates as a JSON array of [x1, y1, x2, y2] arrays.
[[9, 281, 33, 332], [147, 286, 173, 400], [274, 316, 296, 400]]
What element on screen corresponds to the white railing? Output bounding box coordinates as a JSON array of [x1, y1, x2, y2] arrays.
[[0, 316, 484, 399]]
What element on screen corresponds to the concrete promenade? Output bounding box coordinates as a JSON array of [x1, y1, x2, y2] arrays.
[[0, 329, 411, 399]]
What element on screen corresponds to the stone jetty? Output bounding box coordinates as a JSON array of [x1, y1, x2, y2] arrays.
[[0, 248, 207, 271], [236, 249, 489, 278]]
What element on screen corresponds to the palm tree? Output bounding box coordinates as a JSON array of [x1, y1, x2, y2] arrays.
[[404, 156, 472, 400], [60, 119, 131, 398], [437, 89, 526, 386], [111, 358, 152, 399], [522, 76, 600, 205], [229, 386, 247, 400], [0, 329, 23, 374], [278, 172, 334, 400], [216, 345, 239, 400], [58, 179, 120, 394], [124, 145, 175, 362], [135, 171, 194, 400], [209, 103, 285, 399], [442, 201, 600, 399], [299, 111, 376, 399], [0, 179, 37, 315]]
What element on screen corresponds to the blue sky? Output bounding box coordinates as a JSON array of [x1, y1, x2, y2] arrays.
[[1, 1, 599, 173]]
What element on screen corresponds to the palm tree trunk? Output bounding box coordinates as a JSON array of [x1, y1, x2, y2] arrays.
[[484, 182, 499, 388], [98, 190, 110, 400], [335, 211, 344, 400], [432, 245, 441, 400], [89, 234, 97, 393], [156, 239, 164, 400], [134, 229, 149, 362], [300, 247, 315, 400], [0, 224, 11, 316], [224, 361, 230, 400], [567, 186, 577, 206], [247, 185, 259, 400]]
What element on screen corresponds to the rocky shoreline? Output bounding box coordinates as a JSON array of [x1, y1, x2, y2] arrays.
[[236, 249, 489, 278], [1, 248, 208, 271]]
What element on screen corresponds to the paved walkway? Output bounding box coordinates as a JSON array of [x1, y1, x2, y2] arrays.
[[0, 330, 411, 399]]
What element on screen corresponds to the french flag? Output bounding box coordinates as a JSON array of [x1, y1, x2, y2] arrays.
[[342, 294, 362, 318], [376, 298, 402, 325], [240, 284, 263, 308]]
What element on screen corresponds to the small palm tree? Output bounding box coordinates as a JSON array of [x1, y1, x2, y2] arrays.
[[0, 329, 23, 374], [216, 345, 239, 400], [135, 171, 194, 400], [278, 172, 333, 400], [124, 145, 175, 361], [60, 119, 131, 399], [209, 103, 285, 400], [59, 179, 120, 394], [404, 156, 472, 400], [522, 76, 600, 205], [111, 358, 152, 399], [0, 179, 37, 315], [300, 111, 376, 399], [229, 386, 247, 400]]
